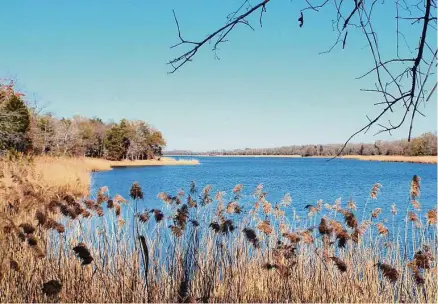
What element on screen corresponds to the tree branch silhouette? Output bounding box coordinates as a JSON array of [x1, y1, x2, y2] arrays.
[[169, 0, 437, 156]]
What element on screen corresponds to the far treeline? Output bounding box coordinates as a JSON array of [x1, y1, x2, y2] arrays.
[[0, 82, 166, 161], [166, 133, 437, 157]]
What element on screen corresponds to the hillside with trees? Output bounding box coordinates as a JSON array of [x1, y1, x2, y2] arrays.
[[0, 81, 166, 160]]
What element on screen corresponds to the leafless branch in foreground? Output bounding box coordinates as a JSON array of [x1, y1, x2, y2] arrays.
[[168, 0, 437, 156]]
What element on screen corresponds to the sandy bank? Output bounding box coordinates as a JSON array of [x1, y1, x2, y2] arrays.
[[109, 157, 199, 167], [184, 154, 303, 158], [339, 155, 437, 164]]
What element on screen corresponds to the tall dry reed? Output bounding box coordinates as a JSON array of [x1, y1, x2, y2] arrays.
[[0, 155, 436, 303]]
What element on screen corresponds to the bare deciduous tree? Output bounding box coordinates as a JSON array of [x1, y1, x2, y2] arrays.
[[168, 0, 437, 154]]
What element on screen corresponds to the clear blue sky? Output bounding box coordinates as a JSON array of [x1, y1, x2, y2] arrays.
[[1, 0, 436, 151]]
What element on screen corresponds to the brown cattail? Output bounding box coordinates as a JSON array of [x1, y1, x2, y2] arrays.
[[413, 271, 425, 285], [318, 218, 332, 235], [263, 263, 279, 270], [232, 184, 243, 193], [157, 192, 172, 204], [42, 280, 62, 297], [336, 230, 350, 248], [114, 203, 121, 217], [55, 223, 65, 234], [347, 199, 357, 211], [19, 223, 35, 235], [340, 210, 358, 229], [371, 208, 382, 218], [174, 205, 189, 229], [257, 220, 273, 235], [190, 219, 199, 227], [330, 256, 347, 272], [63, 194, 75, 205], [410, 175, 420, 199], [96, 193, 108, 205], [130, 182, 144, 200], [107, 199, 114, 209], [411, 200, 421, 210], [221, 219, 235, 234], [408, 211, 418, 222], [299, 229, 314, 244], [47, 200, 59, 213], [31, 246, 46, 259], [138, 211, 150, 223], [226, 201, 241, 214], [243, 228, 259, 248], [94, 206, 104, 217], [169, 225, 183, 237], [9, 258, 19, 271], [42, 218, 57, 230], [263, 202, 272, 215], [283, 232, 301, 243], [376, 223, 388, 235], [187, 195, 197, 208], [35, 210, 47, 226], [151, 209, 164, 222], [209, 222, 220, 233], [376, 262, 399, 283], [73, 243, 93, 265], [329, 220, 344, 236], [83, 199, 95, 210], [59, 204, 74, 219], [414, 251, 431, 269], [426, 208, 437, 225], [370, 183, 382, 199], [113, 194, 126, 204], [304, 204, 317, 217], [3, 224, 13, 234], [27, 236, 38, 246], [408, 261, 425, 285]]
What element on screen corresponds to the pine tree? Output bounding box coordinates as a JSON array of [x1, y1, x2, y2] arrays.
[[0, 94, 31, 152]]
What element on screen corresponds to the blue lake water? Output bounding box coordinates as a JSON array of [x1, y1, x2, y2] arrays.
[[91, 157, 437, 224]]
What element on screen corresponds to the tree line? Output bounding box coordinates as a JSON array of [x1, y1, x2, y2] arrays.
[[0, 81, 166, 160], [165, 133, 437, 157]]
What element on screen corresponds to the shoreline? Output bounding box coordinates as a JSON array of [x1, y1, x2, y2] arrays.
[[166, 154, 436, 164], [109, 157, 199, 168], [339, 155, 437, 164]]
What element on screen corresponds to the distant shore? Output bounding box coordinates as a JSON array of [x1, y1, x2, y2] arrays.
[[109, 157, 199, 167], [166, 154, 436, 164], [339, 155, 437, 164]]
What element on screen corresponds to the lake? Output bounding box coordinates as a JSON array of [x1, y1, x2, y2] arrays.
[[91, 156, 437, 225]]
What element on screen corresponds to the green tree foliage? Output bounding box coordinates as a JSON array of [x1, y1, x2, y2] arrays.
[[0, 93, 31, 152], [1, 80, 167, 159], [104, 120, 132, 161]]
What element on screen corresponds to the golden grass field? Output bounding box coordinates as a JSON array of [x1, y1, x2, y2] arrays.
[[0, 155, 437, 303], [25, 156, 199, 197], [110, 157, 200, 167]]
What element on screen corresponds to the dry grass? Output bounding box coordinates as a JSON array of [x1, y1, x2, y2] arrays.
[[110, 157, 199, 167], [211, 155, 302, 158], [0, 156, 437, 303], [341, 155, 437, 164]]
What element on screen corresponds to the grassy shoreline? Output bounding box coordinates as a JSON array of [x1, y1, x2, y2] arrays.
[[1, 156, 437, 303], [30, 156, 199, 196]]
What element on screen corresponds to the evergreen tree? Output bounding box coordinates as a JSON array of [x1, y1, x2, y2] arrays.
[[0, 94, 31, 152]]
